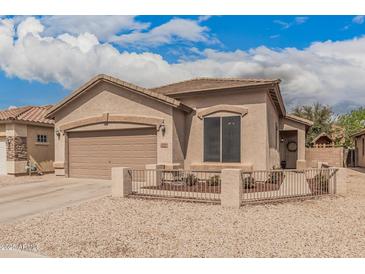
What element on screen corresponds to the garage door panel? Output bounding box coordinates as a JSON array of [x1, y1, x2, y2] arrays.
[[69, 155, 157, 164], [69, 144, 157, 153], [69, 150, 157, 158], [69, 139, 157, 147], [68, 128, 157, 179]]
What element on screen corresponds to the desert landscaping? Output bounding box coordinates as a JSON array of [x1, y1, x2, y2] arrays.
[[0, 168, 364, 258]]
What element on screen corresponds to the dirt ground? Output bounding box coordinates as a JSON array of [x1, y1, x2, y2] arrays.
[[0, 168, 364, 258]]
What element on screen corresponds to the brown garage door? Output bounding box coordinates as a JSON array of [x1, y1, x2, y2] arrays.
[[68, 128, 157, 179]]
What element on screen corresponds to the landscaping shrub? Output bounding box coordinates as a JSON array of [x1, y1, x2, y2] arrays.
[[242, 176, 255, 189], [306, 172, 330, 194], [266, 171, 285, 184], [208, 175, 221, 186], [184, 173, 198, 186]]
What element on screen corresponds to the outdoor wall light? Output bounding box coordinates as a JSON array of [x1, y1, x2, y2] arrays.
[[158, 122, 166, 136], [56, 129, 61, 137]]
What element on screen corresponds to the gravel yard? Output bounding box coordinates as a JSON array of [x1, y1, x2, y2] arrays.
[[0, 168, 364, 258]]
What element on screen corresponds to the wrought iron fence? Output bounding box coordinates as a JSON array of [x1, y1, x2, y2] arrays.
[[241, 168, 337, 204], [127, 167, 337, 205], [130, 169, 221, 202]]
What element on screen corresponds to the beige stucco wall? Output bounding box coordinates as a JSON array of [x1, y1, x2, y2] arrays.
[[305, 147, 344, 167], [172, 108, 186, 167], [355, 135, 365, 167], [51, 80, 308, 174], [53, 81, 176, 175], [0, 122, 55, 175], [266, 94, 280, 169], [0, 124, 5, 137], [27, 125, 55, 172], [177, 87, 269, 170]]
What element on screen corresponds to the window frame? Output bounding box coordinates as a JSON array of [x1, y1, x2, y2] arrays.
[[203, 115, 241, 163], [36, 134, 48, 144]]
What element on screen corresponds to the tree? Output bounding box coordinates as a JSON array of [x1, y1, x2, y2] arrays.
[[291, 103, 334, 146], [337, 107, 365, 148]]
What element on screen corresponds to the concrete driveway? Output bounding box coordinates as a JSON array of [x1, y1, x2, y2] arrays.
[[0, 174, 111, 223]]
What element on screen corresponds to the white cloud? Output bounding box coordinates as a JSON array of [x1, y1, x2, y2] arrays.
[[352, 15, 364, 24], [112, 17, 217, 47], [270, 34, 280, 39], [295, 16, 309, 25], [17, 17, 44, 40], [41, 16, 150, 41], [197, 16, 212, 23], [274, 16, 309, 29], [58, 33, 99, 53], [1, 16, 365, 113]]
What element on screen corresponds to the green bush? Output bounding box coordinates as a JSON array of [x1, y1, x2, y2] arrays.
[[242, 176, 255, 189], [208, 175, 221, 186], [266, 171, 284, 184], [184, 173, 198, 186]]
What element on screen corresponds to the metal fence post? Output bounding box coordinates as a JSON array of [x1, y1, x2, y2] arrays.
[[221, 169, 242, 208], [112, 167, 132, 197], [145, 164, 164, 187]]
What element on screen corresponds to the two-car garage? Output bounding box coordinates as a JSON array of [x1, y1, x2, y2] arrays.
[[47, 75, 191, 180], [68, 128, 157, 180]]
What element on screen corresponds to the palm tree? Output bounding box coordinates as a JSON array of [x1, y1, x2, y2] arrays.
[[292, 103, 334, 146]]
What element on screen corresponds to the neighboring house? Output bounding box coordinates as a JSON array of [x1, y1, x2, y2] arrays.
[[46, 74, 312, 180], [311, 132, 334, 147], [351, 129, 365, 167], [0, 106, 55, 175]]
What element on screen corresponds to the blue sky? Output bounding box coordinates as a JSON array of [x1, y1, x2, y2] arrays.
[[0, 15, 365, 113]]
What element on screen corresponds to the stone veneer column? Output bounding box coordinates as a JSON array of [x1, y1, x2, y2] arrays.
[[5, 124, 28, 175]]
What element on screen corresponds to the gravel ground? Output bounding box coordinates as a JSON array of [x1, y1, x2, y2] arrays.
[[0, 168, 364, 258]]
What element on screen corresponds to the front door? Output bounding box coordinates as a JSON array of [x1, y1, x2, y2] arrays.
[[279, 130, 298, 169]]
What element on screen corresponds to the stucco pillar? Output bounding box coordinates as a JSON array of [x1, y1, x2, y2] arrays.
[[297, 129, 306, 161], [111, 167, 132, 197], [335, 168, 347, 196], [145, 164, 164, 187], [221, 169, 242, 208], [54, 127, 65, 176], [296, 160, 307, 170], [5, 124, 28, 175]]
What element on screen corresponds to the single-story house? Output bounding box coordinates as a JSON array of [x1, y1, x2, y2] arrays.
[[351, 129, 365, 167], [46, 74, 313, 180], [0, 106, 55, 175], [311, 132, 335, 147]]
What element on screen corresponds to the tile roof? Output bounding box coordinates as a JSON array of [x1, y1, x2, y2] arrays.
[[151, 77, 281, 95], [285, 114, 314, 126], [0, 105, 54, 125], [311, 132, 334, 144], [350, 129, 365, 138], [46, 74, 193, 118]]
